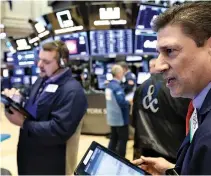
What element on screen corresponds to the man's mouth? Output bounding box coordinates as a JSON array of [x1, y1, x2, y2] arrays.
[[166, 77, 176, 85]]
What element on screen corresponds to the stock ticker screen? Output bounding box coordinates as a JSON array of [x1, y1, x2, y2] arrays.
[[14, 50, 37, 66], [90, 29, 133, 56], [136, 4, 166, 30], [135, 30, 158, 56], [54, 32, 89, 58]]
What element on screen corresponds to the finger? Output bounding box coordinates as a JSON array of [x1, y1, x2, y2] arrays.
[[141, 156, 159, 164], [131, 158, 144, 165]]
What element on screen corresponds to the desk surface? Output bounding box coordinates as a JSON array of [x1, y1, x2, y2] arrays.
[[0, 134, 11, 142]]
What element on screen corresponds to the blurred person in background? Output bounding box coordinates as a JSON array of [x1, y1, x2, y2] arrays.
[[105, 64, 131, 157]]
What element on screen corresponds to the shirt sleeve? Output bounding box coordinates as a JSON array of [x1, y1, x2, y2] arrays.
[[23, 89, 87, 145]]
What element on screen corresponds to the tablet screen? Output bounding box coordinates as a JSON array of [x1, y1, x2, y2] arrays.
[[84, 147, 145, 175]]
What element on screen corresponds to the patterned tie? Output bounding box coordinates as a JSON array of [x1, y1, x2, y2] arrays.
[[186, 100, 194, 135]]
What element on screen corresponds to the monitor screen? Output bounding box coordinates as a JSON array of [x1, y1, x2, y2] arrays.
[[4, 52, 14, 64], [84, 146, 145, 175], [136, 4, 167, 30], [23, 76, 31, 85], [31, 66, 40, 75], [13, 68, 25, 76], [90, 29, 133, 56], [135, 30, 158, 55], [54, 32, 89, 58], [88, 2, 134, 30], [95, 67, 104, 75], [11, 77, 22, 84], [2, 69, 9, 78], [137, 72, 151, 84], [97, 75, 107, 89], [15, 50, 36, 66]]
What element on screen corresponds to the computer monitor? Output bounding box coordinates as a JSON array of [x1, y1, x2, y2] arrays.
[[13, 68, 25, 76], [23, 76, 31, 85], [97, 75, 107, 89], [31, 66, 40, 75], [2, 69, 9, 78], [54, 32, 89, 58], [15, 50, 36, 66], [4, 52, 14, 65], [90, 29, 133, 56], [135, 30, 158, 55], [136, 4, 167, 30], [95, 67, 104, 75]]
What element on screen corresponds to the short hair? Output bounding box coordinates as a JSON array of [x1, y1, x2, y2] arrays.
[[41, 40, 69, 60], [118, 62, 129, 70], [111, 65, 123, 77], [153, 1, 211, 47]]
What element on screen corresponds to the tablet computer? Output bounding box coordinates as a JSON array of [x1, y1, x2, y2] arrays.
[[1, 94, 32, 117], [75, 141, 150, 175]]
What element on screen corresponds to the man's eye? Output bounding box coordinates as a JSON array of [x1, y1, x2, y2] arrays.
[[166, 49, 174, 54]]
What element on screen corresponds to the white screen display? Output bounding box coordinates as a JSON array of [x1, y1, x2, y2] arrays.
[[84, 147, 145, 175]]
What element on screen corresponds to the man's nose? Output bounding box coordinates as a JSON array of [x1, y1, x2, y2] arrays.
[[154, 55, 170, 73], [37, 60, 43, 68]]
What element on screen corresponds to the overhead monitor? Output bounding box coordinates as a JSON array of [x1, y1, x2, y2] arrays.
[[15, 50, 36, 66], [137, 72, 151, 84], [54, 32, 89, 58], [136, 4, 167, 30], [88, 2, 134, 30], [135, 30, 158, 55], [90, 29, 133, 56], [46, 6, 87, 35]]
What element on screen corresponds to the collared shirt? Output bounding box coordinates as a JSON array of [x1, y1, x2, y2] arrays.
[[25, 68, 70, 118], [193, 82, 211, 110], [45, 68, 69, 84], [113, 78, 121, 83]]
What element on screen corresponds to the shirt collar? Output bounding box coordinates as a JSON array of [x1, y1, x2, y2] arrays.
[[113, 78, 121, 83], [45, 68, 69, 84], [193, 82, 211, 110]]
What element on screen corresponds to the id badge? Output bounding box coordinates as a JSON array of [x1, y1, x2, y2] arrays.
[[45, 84, 58, 93]]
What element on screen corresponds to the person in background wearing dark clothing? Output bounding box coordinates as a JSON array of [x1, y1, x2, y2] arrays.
[[132, 71, 190, 163], [105, 64, 131, 157], [132, 2, 211, 175], [2, 41, 88, 175], [119, 62, 137, 95]]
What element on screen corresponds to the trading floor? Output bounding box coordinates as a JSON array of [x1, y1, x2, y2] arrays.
[[0, 105, 133, 175]]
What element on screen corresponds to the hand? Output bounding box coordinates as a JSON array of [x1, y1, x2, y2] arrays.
[[2, 88, 22, 103], [5, 107, 25, 127], [132, 156, 175, 175]]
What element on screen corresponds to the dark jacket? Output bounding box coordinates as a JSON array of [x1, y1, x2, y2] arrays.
[[122, 71, 136, 95], [133, 74, 190, 160], [17, 69, 88, 175], [176, 88, 211, 175]]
